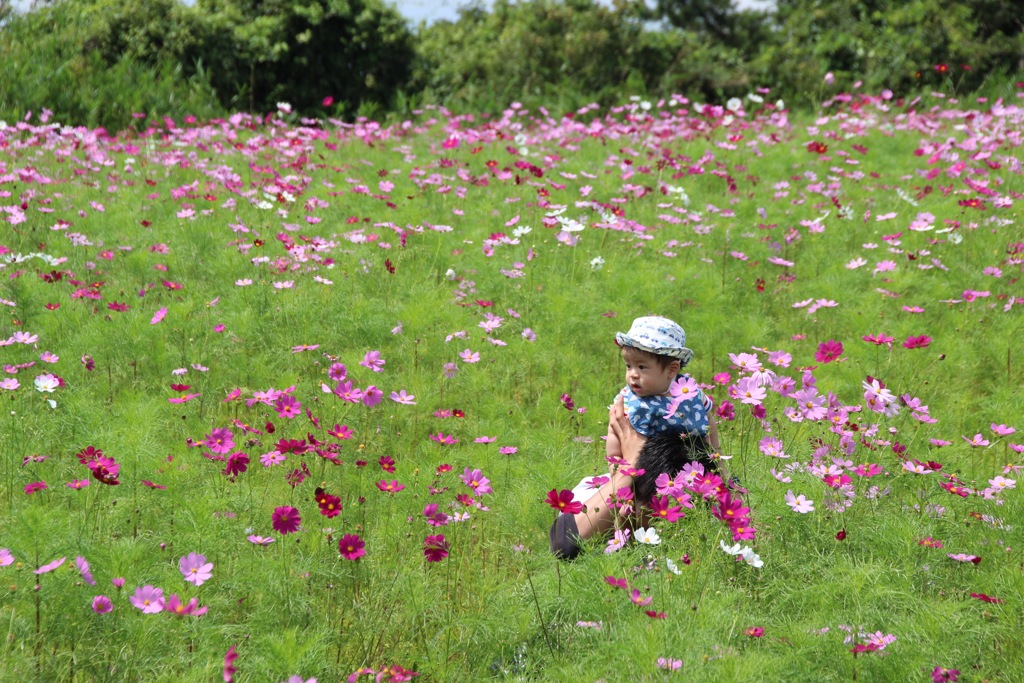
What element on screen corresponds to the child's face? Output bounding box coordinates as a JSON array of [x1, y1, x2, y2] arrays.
[[622, 347, 679, 397]]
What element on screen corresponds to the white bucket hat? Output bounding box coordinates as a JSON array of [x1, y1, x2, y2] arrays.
[[615, 316, 693, 366]]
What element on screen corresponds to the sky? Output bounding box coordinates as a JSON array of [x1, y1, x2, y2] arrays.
[[11, 0, 774, 26], [389, 0, 774, 26]]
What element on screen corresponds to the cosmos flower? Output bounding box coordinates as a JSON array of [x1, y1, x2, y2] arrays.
[[130, 585, 165, 613], [423, 534, 450, 562], [179, 553, 213, 586], [272, 506, 301, 535]]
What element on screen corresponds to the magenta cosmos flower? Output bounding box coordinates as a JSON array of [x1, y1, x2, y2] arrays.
[[92, 595, 114, 614], [545, 489, 583, 515], [903, 335, 932, 349], [180, 552, 213, 586], [423, 535, 450, 562], [814, 340, 843, 363], [338, 534, 366, 560], [224, 644, 238, 682], [272, 506, 301, 535]]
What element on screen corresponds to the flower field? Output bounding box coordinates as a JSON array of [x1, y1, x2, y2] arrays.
[[1, 91, 1023, 681]]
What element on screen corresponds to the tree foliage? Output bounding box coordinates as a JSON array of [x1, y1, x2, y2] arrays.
[[0, 0, 1022, 129], [0, 0, 218, 130], [184, 0, 415, 115], [754, 0, 1024, 101], [412, 0, 664, 112]]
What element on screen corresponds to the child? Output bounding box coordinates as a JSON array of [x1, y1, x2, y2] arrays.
[[606, 316, 719, 461]]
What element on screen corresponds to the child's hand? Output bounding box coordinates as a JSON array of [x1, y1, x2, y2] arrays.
[[609, 396, 646, 467]]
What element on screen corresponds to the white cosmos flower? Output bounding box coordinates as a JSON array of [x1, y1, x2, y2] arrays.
[[665, 558, 682, 575], [34, 374, 59, 393], [720, 540, 744, 555], [635, 527, 661, 545], [741, 548, 764, 568]]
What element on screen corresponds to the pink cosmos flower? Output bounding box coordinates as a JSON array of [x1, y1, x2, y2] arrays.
[[629, 589, 652, 606], [92, 595, 113, 614], [34, 557, 65, 574], [24, 482, 47, 495], [931, 666, 960, 682], [205, 428, 235, 454], [605, 528, 630, 554], [75, 556, 96, 585], [785, 490, 814, 513], [328, 423, 353, 440], [361, 385, 383, 407], [165, 594, 209, 616], [390, 389, 416, 405], [130, 585, 165, 613], [962, 434, 990, 447], [734, 377, 766, 406], [991, 423, 1016, 436], [474, 436, 496, 443], [948, 553, 981, 564], [375, 480, 405, 493], [862, 333, 894, 346], [338, 534, 366, 560], [459, 349, 480, 363], [0, 549, 13, 566], [179, 552, 213, 586], [429, 432, 458, 445], [461, 468, 492, 495], [499, 446, 518, 455], [649, 495, 684, 522], [271, 506, 301, 535], [328, 363, 347, 381], [657, 657, 682, 671], [247, 535, 275, 545], [423, 504, 449, 527], [360, 350, 385, 372], [275, 395, 302, 419]]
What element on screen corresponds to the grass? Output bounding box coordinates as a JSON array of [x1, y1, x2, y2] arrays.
[[0, 93, 1022, 681]]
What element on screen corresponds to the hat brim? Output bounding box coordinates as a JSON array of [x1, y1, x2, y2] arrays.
[[615, 333, 687, 359]]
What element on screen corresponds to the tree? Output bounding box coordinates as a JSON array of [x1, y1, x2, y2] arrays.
[[184, 0, 415, 115], [411, 0, 663, 112], [755, 0, 1024, 102]]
